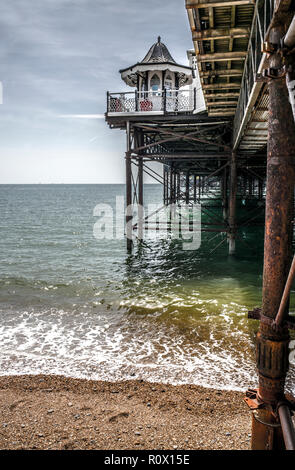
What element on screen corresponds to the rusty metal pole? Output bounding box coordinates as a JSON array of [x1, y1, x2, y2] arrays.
[[278, 404, 295, 450], [228, 151, 237, 255], [251, 25, 295, 450]]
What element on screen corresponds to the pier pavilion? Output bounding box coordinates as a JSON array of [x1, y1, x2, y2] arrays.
[[106, 36, 266, 254], [105, 0, 295, 450]]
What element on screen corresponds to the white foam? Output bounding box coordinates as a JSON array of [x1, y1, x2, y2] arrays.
[[0, 307, 264, 391]]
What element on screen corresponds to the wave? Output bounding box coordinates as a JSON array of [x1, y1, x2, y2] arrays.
[[0, 305, 259, 391]]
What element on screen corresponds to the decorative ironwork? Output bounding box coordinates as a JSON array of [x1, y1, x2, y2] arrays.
[[107, 89, 196, 114]]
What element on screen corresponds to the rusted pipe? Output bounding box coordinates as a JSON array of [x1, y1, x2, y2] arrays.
[[251, 25, 295, 450], [273, 254, 295, 328], [261, 27, 295, 328], [278, 404, 295, 450]]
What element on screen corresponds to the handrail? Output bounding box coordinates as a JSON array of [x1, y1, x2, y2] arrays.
[[106, 88, 197, 114], [278, 403, 295, 450], [233, 0, 275, 149], [272, 254, 295, 328]]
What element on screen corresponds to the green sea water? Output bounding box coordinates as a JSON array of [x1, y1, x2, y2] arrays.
[[0, 184, 294, 391]]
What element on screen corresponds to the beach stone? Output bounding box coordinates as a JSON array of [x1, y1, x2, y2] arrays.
[[109, 412, 129, 422]]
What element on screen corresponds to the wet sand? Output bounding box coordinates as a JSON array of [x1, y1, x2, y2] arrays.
[[0, 375, 251, 450]]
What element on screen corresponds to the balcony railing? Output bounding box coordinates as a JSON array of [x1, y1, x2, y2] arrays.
[[106, 89, 197, 115]]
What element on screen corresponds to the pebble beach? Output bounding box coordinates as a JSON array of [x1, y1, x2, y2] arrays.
[[0, 375, 251, 450]]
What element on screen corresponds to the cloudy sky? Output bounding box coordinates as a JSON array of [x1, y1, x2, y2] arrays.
[[0, 0, 193, 183]]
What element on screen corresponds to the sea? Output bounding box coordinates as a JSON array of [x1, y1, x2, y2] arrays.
[[0, 184, 294, 392]]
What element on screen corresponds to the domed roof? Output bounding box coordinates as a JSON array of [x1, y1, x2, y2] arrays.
[[119, 36, 193, 88], [141, 37, 176, 64]]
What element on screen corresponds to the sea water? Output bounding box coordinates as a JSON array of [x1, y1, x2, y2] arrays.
[[0, 184, 294, 392]]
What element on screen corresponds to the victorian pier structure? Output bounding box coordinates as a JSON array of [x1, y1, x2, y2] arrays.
[[106, 36, 264, 255], [106, 0, 295, 450]]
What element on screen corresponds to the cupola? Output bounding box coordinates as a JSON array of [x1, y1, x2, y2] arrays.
[[119, 37, 193, 92]]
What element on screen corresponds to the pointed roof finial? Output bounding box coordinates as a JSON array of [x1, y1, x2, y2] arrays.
[[157, 36, 161, 43]]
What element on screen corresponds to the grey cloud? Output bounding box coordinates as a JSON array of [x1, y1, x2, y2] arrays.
[[0, 0, 193, 183]]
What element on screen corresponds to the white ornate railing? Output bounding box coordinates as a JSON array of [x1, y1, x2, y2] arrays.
[[107, 89, 197, 114]]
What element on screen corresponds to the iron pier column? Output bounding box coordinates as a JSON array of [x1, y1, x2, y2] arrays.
[[258, 179, 263, 201], [186, 171, 190, 205], [193, 174, 197, 203], [138, 157, 143, 241], [170, 168, 174, 205], [228, 151, 237, 255], [221, 166, 228, 222], [163, 166, 167, 205], [126, 121, 132, 252], [173, 171, 177, 204], [251, 25, 295, 450], [177, 171, 181, 203]]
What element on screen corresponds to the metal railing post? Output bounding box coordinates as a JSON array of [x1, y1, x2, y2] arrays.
[[194, 87, 197, 111], [135, 90, 138, 112], [163, 88, 167, 113], [107, 91, 110, 113]]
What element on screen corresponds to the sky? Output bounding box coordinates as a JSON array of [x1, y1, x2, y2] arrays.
[[0, 0, 194, 184]]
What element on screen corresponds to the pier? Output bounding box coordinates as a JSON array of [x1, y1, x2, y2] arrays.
[[105, 0, 295, 450]]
